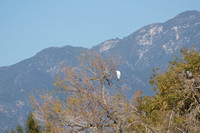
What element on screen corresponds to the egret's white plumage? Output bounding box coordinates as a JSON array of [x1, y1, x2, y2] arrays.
[[116, 70, 121, 79]]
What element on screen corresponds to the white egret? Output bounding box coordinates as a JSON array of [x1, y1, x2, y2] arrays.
[[116, 70, 121, 79]]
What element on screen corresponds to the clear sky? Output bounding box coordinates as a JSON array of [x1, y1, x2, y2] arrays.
[[1, 0, 200, 67]]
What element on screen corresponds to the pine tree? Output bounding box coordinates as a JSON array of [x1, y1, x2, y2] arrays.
[[16, 124, 23, 133], [25, 112, 41, 133], [11, 129, 16, 133]]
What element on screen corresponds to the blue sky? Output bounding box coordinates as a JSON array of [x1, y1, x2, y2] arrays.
[[1, 0, 200, 66]]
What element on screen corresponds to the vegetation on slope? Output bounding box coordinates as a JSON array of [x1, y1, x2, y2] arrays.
[[7, 47, 200, 132]]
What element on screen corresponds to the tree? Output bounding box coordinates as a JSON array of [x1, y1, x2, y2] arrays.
[[5, 113, 41, 133], [16, 124, 23, 133], [11, 129, 16, 133], [30, 47, 200, 132], [129, 47, 200, 132], [25, 112, 41, 133], [30, 52, 130, 132]]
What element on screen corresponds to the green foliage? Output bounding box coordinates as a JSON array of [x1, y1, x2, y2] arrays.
[[5, 124, 23, 133], [11, 129, 16, 133], [132, 47, 200, 132], [25, 112, 41, 133], [16, 124, 24, 133], [5, 112, 42, 133]]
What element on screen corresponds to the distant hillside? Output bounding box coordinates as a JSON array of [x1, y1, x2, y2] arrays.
[[0, 10, 200, 132]]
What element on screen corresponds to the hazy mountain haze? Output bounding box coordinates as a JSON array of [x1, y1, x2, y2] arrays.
[[1, 0, 200, 66]]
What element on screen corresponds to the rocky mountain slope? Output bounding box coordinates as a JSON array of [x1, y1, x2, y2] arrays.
[[0, 10, 200, 132], [95, 10, 200, 93]]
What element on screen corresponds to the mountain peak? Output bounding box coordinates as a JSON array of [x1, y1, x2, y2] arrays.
[[166, 10, 200, 25], [176, 10, 200, 17]]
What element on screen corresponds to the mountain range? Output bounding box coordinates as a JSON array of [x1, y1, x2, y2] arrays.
[[0, 10, 200, 132]]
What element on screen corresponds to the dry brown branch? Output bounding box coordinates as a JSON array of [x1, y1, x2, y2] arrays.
[[30, 51, 132, 132]]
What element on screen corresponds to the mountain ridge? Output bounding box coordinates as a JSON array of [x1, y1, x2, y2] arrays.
[[0, 10, 200, 132]]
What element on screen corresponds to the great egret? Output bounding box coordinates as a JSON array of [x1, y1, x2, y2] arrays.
[[116, 70, 121, 79]]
